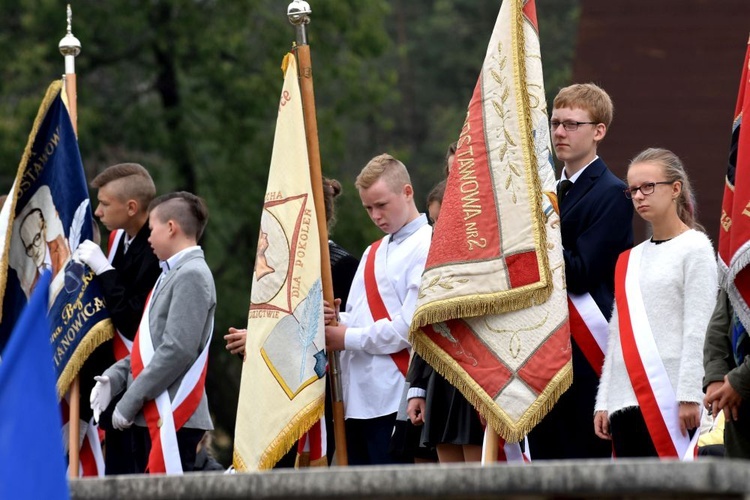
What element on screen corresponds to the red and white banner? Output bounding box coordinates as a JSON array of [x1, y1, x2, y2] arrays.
[[719, 36, 750, 325], [409, 0, 570, 443]]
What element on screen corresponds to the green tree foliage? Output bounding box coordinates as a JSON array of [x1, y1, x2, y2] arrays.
[[0, 0, 578, 465]]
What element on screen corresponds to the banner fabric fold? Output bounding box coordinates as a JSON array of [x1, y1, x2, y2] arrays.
[[719, 36, 750, 326], [409, 0, 571, 443]]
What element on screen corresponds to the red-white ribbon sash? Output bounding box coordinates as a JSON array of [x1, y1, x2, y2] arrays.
[[568, 292, 608, 377], [482, 430, 529, 463], [106, 229, 133, 360], [61, 399, 105, 477], [130, 290, 212, 474], [297, 418, 327, 465], [615, 246, 699, 460], [364, 238, 409, 377]]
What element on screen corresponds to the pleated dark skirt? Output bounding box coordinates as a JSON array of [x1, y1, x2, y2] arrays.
[[423, 370, 484, 447]]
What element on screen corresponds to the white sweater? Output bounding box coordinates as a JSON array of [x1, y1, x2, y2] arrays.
[[595, 229, 718, 415]]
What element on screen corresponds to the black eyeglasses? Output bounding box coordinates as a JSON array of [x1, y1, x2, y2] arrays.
[[549, 120, 598, 132], [623, 181, 674, 199]]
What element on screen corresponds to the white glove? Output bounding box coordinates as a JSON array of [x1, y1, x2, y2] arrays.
[[89, 375, 112, 424], [76, 240, 113, 275], [112, 407, 134, 430]]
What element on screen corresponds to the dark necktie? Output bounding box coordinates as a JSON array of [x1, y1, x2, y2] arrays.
[[557, 179, 573, 204]]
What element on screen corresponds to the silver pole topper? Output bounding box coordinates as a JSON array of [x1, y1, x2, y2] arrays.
[[287, 0, 311, 46], [58, 4, 81, 75]]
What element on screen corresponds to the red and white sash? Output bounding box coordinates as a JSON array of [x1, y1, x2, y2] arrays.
[[482, 431, 530, 464], [364, 238, 409, 377], [130, 290, 212, 474], [568, 292, 608, 377], [615, 246, 699, 460], [296, 418, 327, 466], [107, 229, 133, 360], [61, 399, 105, 477]]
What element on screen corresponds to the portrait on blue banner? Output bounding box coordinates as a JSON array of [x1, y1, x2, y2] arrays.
[[0, 81, 113, 398]]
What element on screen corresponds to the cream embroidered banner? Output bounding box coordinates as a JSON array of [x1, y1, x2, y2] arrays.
[[410, 0, 571, 442], [233, 54, 325, 470]]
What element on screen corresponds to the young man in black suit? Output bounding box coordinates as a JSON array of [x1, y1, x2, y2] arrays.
[[528, 84, 634, 459], [77, 163, 162, 474]]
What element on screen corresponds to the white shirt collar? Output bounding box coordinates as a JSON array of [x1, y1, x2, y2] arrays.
[[560, 155, 599, 184], [160, 245, 200, 273], [390, 214, 428, 245]]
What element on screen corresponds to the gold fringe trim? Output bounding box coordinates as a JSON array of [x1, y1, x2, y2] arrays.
[[0, 81, 62, 322], [56, 319, 114, 399], [412, 331, 572, 443], [411, 283, 552, 334], [233, 392, 325, 471]]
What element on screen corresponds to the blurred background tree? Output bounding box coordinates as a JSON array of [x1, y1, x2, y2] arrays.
[[0, 0, 579, 465]]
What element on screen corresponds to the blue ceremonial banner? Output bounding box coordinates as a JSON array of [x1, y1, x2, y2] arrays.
[[0, 271, 70, 500], [0, 81, 113, 398]]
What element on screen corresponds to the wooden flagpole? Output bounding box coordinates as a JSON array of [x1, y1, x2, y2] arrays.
[[288, 0, 348, 466], [482, 428, 498, 465], [59, 3, 81, 478]]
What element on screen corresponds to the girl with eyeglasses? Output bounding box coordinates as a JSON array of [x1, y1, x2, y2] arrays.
[[593, 147, 718, 458]]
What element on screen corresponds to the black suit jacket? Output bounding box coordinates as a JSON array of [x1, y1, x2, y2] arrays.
[[528, 157, 634, 459], [560, 157, 634, 318], [99, 224, 162, 340]]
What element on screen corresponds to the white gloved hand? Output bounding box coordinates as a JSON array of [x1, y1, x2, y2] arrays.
[[76, 240, 114, 275], [89, 375, 112, 424], [112, 407, 134, 430]]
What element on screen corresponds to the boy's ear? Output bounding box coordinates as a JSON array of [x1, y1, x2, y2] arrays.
[[403, 184, 414, 198], [593, 123, 607, 143], [126, 199, 138, 217]]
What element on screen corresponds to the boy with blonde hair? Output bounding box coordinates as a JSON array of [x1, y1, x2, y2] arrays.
[[325, 153, 432, 465], [528, 83, 633, 459], [77, 162, 162, 474]]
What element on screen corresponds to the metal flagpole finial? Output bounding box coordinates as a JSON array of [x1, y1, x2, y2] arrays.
[[59, 4, 81, 59], [287, 0, 311, 26], [287, 1, 311, 46]]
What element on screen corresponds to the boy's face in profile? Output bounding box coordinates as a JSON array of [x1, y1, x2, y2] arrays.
[[95, 181, 131, 232], [148, 208, 171, 261], [359, 178, 413, 235]]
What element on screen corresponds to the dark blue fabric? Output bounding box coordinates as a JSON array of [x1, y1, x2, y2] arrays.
[[731, 312, 748, 366], [0, 271, 69, 499]]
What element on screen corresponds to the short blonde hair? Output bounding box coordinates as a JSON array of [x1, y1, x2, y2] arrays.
[[553, 83, 614, 129], [91, 163, 156, 214], [355, 153, 411, 193]]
